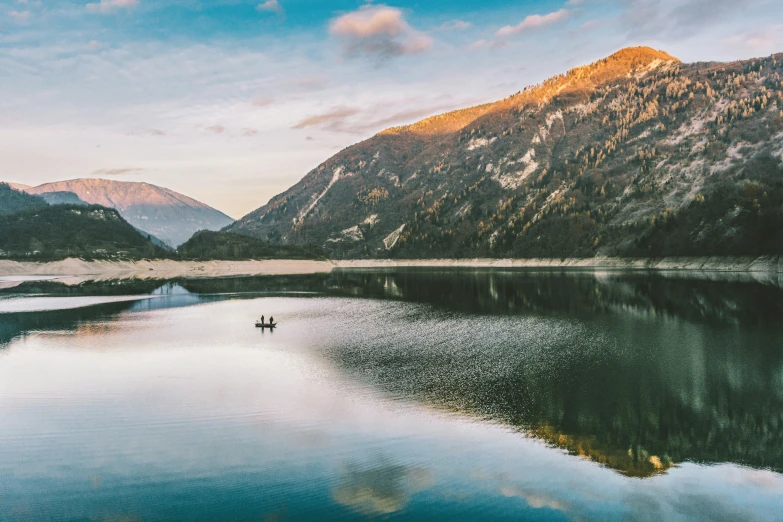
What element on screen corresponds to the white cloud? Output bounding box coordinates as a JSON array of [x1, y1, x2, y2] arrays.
[[617, 0, 762, 41], [8, 10, 30, 22], [496, 9, 571, 37], [439, 20, 472, 31], [468, 39, 508, 51], [257, 0, 283, 16], [330, 4, 433, 60], [86, 0, 138, 14]]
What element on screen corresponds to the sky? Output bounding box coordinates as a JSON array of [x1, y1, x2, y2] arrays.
[[2, 0, 783, 218]]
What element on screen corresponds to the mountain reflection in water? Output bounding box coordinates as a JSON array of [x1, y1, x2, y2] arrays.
[[2, 268, 782, 486], [175, 269, 783, 477]]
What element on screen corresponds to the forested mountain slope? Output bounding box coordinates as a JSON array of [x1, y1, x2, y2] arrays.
[[0, 183, 166, 259], [0, 204, 167, 259], [25, 179, 234, 247], [229, 47, 783, 259], [0, 183, 47, 216]]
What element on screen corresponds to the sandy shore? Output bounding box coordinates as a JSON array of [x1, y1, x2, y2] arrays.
[[0, 259, 336, 284], [0, 256, 780, 284]]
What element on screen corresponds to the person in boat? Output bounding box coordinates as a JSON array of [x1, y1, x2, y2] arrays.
[[260, 315, 264, 324], [269, 316, 274, 325]]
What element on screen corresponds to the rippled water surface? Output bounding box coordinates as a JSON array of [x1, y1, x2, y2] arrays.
[[1, 270, 782, 521]]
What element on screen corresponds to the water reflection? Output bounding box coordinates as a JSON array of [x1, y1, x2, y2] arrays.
[[2, 269, 783, 484], [316, 270, 783, 477], [332, 459, 433, 516], [163, 269, 783, 477]]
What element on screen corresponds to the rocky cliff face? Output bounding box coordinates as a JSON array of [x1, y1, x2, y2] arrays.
[[25, 179, 234, 247], [229, 47, 783, 258]]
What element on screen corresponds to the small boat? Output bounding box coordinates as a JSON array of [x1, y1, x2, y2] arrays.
[[255, 321, 277, 328]]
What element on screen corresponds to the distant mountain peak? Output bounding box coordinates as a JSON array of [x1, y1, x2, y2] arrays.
[[604, 46, 679, 64], [24, 178, 234, 247]]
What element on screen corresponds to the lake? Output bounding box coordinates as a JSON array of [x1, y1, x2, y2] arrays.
[[1, 269, 782, 521]]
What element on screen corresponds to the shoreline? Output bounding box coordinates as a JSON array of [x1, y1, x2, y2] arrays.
[[0, 256, 780, 282], [335, 256, 782, 273]]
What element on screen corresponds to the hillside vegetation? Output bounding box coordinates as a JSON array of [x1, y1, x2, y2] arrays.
[[0, 204, 167, 260], [0, 183, 47, 216], [228, 47, 783, 259], [177, 230, 325, 260]]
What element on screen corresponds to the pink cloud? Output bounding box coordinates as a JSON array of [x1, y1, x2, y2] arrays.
[[330, 5, 433, 60], [8, 10, 30, 22], [86, 0, 138, 14], [331, 5, 408, 38], [496, 9, 571, 37], [257, 0, 283, 16]]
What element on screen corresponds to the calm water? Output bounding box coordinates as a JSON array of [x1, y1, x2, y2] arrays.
[[1, 270, 782, 521]]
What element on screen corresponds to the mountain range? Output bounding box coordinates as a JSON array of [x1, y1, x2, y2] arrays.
[[227, 47, 783, 259], [22, 179, 234, 247], [0, 183, 166, 259]]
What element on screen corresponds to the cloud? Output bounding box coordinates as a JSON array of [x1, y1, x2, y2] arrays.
[[292, 75, 329, 92], [251, 97, 275, 107], [329, 5, 433, 61], [468, 39, 509, 51], [499, 485, 569, 512], [86, 0, 138, 14], [345, 104, 459, 134], [724, 25, 783, 54], [8, 10, 30, 22], [618, 0, 760, 40], [205, 124, 226, 134], [496, 9, 571, 37], [92, 168, 145, 176], [257, 0, 283, 16], [439, 20, 472, 31], [331, 5, 408, 39], [292, 107, 361, 130], [291, 102, 461, 134], [579, 19, 604, 30], [332, 462, 433, 516]]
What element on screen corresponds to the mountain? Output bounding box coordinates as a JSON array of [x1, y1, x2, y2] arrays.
[[228, 47, 783, 259], [0, 183, 47, 217], [0, 203, 167, 259], [24, 179, 234, 247], [177, 230, 324, 260], [37, 191, 88, 206]]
